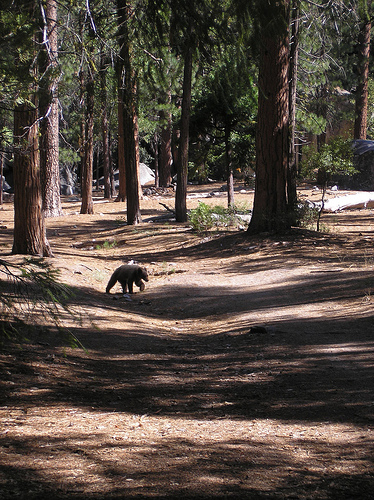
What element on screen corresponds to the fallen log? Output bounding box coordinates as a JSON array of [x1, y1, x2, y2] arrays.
[[323, 192, 374, 212]]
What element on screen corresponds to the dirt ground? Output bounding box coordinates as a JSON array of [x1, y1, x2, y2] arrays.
[[0, 182, 373, 499]]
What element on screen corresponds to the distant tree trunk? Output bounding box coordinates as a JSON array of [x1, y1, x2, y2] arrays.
[[13, 103, 52, 256], [134, 110, 143, 201], [287, 0, 299, 219], [316, 35, 328, 156], [117, 0, 141, 224], [0, 152, 4, 206], [80, 71, 94, 214], [100, 51, 111, 199], [225, 124, 235, 208], [175, 44, 193, 222], [354, 17, 371, 140], [248, 0, 290, 234], [159, 101, 172, 187], [124, 69, 141, 224], [116, 56, 126, 201], [153, 132, 159, 188], [39, 0, 62, 218]]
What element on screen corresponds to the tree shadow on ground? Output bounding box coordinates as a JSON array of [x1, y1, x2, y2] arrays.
[[0, 431, 373, 499], [1, 220, 374, 498], [2, 239, 373, 426], [2, 285, 373, 426], [89, 225, 373, 271], [69, 263, 373, 328], [3, 320, 373, 498]]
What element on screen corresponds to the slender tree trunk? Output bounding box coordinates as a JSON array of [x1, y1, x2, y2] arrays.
[[248, 0, 290, 234], [13, 103, 52, 256], [287, 0, 299, 219], [172, 128, 180, 179], [159, 96, 172, 187], [134, 109, 143, 201], [102, 108, 111, 199], [39, 0, 62, 218], [80, 72, 94, 214], [153, 132, 159, 188], [124, 70, 141, 224], [78, 66, 85, 186], [109, 131, 116, 197], [160, 120, 172, 187], [116, 56, 126, 201], [0, 152, 4, 206], [225, 124, 235, 208], [354, 17, 371, 140], [159, 43, 173, 188], [100, 51, 111, 199], [316, 37, 327, 156], [175, 45, 193, 223]]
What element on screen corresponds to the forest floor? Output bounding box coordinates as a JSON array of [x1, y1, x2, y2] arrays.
[[0, 182, 374, 499]]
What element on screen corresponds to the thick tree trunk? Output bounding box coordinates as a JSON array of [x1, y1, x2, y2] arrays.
[[354, 18, 371, 140], [117, 0, 141, 225], [117, 0, 141, 224], [13, 104, 52, 256], [39, 0, 62, 218], [175, 45, 193, 223], [248, 1, 290, 234], [80, 73, 94, 214]]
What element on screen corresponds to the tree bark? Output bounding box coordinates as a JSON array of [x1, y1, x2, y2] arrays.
[[124, 73, 142, 224], [0, 152, 4, 206], [100, 51, 111, 199], [39, 0, 62, 218], [287, 0, 299, 219], [159, 97, 172, 187], [116, 56, 126, 202], [80, 72, 94, 214], [225, 124, 235, 208], [134, 109, 143, 201], [248, 0, 290, 234], [175, 44, 193, 223], [354, 17, 371, 140], [117, 0, 141, 224], [13, 103, 52, 256], [153, 132, 159, 188]]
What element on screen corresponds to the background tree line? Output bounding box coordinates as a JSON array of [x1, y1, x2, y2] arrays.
[[0, 0, 372, 255]]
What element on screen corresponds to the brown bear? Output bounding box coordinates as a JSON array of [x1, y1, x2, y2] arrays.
[[106, 265, 149, 294]]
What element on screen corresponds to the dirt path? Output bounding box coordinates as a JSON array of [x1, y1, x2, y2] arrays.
[[1, 184, 374, 499]]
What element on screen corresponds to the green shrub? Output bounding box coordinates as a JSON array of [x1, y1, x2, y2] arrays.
[[188, 202, 251, 232], [295, 199, 319, 229], [189, 203, 216, 231], [95, 240, 117, 250]]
